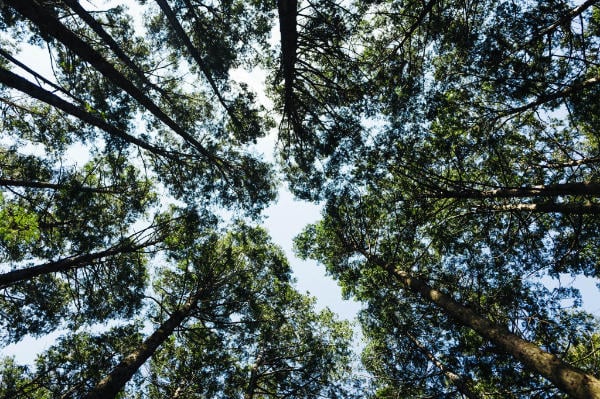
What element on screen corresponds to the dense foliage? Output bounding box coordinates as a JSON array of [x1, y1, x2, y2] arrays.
[[1, 0, 599, 398]]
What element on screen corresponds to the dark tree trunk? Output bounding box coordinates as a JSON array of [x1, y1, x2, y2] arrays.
[[277, 0, 305, 141], [61, 0, 171, 101], [6, 0, 215, 162], [384, 263, 600, 399], [438, 182, 600, 199], [482, 202, 600, 214], [0, 178, 117, 194], [278, 0, 298, 109], [0, 66, 176, 160], [244, 351, 264, 399], [0, 239, 156, 289], [83, 293, 201, 399]]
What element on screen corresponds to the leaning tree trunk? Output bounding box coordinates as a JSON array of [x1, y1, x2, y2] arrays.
[[0, 239, 155, 289], [0, 178, 116, 194], [6, 0, 214, 161], [381, 261, 600, 399], [0, 66, 175, 160], [436, 182, 600, 200], [481, 202, 600, 215], [61, 0, 171, 100], [82, 293, 201, 399]]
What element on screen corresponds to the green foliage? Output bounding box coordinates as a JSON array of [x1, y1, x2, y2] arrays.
[[0, 324, 144, 398], [0, 357, 36, 399], [0, 192, 40, 260], [1, 0, 600, 397]]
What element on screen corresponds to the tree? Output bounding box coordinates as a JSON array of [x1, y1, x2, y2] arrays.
[[146, 284, 356, 399], [273, 0, 364, 194], [296, 193, 600, 397], [3, 324, 145, 399], [277, 0, 600, 396], [0, 224, 357, 399]]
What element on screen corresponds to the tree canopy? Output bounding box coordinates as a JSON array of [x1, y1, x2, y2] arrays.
[[1, 0, 600, 398]]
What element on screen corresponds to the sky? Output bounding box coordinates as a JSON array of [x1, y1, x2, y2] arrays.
[[262, 188, 361, 320]]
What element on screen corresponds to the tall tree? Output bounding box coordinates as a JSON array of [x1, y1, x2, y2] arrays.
[[296, 193, 600, 397], [274, 0, 600, 395], [146, 285, 357, 399], [0, 224, 357, 399]]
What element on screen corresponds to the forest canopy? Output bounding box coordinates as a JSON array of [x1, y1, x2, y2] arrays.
[[1, 0, 600, 398]]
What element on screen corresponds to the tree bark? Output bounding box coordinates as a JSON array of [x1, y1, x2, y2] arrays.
[[383, 262, 600, 399], [244, 350, 264, 399], [438, 182, 600, 199], [6, 0, 217, 163], [0, 47, 81, 104], [0, 238, 156, 289], [482, 202, 600, 214], [0, 178, 117, 194], [277, 0, 305, 139], [0, 66, 177, 160], [82, 292, 201, 399], [278, 0, 298, 107]]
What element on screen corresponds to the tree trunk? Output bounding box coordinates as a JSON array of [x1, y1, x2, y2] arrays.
[[82, 293, 201, 399], [278, 0, 305, 139], [0, 66, 176, 160], [278, 0, 298, 105], [61, 0, 171, 101], [438, 182, 600, 199], [482, 202, 600, 214], [244, 349, 265, 399], [6, 0, 216, 162], [0, 47, 81, 104], [0, 239, 155, 289], [384, 263, 600, 399], [0, 178, 117, 194]]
